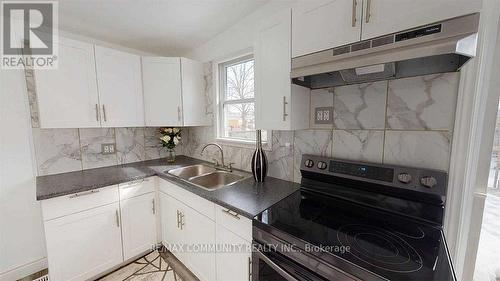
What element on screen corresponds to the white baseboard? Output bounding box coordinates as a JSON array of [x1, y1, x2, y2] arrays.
[[0, 258, 47, 281]]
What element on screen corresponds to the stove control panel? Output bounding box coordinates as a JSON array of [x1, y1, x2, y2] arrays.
[[300, 154, 448, 197]]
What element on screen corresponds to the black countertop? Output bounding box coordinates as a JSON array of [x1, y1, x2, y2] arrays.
[[36, 156, 300, 219]]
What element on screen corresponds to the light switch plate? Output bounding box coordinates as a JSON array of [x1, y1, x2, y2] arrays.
[[101, 143, 116, 155], [314, 107, 334, 124]]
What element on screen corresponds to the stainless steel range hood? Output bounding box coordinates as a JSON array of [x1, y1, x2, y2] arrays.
[[291, 13, 479, 89]]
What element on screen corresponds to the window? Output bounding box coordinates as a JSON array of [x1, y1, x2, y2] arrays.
[[217, 55, 267, 143]]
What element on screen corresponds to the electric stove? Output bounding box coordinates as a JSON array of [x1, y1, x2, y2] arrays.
[[252, 155, 455, 281]]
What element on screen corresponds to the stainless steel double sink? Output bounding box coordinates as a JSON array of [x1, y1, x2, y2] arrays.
[[166, 164, 250, 191]]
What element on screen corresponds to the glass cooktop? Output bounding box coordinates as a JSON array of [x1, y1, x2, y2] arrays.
[[253, 189, 456, 281]]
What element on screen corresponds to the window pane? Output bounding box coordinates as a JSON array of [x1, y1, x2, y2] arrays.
[[223, 103, 255, 140], [225, 59, 254, 100]]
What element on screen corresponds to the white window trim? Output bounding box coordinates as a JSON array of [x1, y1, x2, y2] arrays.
[[213, 52, 271, 150]]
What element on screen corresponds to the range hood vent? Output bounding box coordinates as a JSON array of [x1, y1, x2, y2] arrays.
[[292, 13, 479, 89]]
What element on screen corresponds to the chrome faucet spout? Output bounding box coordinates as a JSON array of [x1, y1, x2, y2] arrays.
[[201, 143, 225, 167]]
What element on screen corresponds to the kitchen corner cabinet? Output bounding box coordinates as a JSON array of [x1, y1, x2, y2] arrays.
[[35, 37, 101, 128], [43, 203, 123, 281], [291, 0, 363, 58], [119, 180, 157, 260], [142, 57, 210, 127], [94, 46, 145, 127], [360, 0, 481, 40], [255, 8, 310, 131]]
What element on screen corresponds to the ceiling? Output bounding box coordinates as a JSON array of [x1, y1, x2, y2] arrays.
[[57, 0, 269, 55]]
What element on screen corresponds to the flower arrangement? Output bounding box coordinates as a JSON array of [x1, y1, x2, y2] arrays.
[[159, 127, 181, 149]]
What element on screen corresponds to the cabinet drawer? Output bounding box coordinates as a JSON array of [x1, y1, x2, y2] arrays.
[[215, 204, 252, 242], [158, 178, 215, 221], [41, 185, 119, 221], [119, 177, 155, 200]]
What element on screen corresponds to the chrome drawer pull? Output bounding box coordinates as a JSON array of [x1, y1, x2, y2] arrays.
[[69, 189, 99, 198], [115, 210, 120, 227], [222, 208, 240, 220], [121, 179, 145, 188]]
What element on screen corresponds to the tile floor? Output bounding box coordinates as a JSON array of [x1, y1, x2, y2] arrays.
[[98, 250, 187, 281]]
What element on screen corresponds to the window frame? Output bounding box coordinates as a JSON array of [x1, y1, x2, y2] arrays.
[[215, 54, 270, 149]]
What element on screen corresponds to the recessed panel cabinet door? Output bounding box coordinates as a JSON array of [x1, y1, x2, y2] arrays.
[[35, 37, 100, 128], [142, 57, 183, 126], [292, 0, 363, 57], [120, 192, 157, 260], [44, 203, 123, 281], [159, 193, 186, 262], [361, 0, 481, 40], [181, 58, 210, 126], [216, 224, 252, 281], [95, 46, 144, 127]]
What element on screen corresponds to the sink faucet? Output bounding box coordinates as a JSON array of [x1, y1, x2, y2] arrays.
[[200, 143, 233, 172]]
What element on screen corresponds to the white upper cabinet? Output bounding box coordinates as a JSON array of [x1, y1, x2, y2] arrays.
[[142, 57, 183, 126], [291, 0, 362, 58], [361, 0, 481, 40], [255, 8, 310, 131], [142, 57, 210, 127], [180, 58, 210, 127], [35, 37, 100, 128], [95, 46, 144, 127]]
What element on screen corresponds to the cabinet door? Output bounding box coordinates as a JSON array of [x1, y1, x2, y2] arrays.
[[44, 203, 123, 281], [94, 46, 144, 127], [180, 58, 210, 126], [35, 37, 100, 128], [361, 0, 481, 40], [216, 224, 252, 281], [120, 192, 157, 260], [292, 0, 362, 57], [142, 57, 183, 126], [159, 193, 186, 262], [183, 205, 217, 281], [255, 9, 293, 130]]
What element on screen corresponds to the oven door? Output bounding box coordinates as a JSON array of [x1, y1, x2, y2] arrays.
[[252, 243, 327, 281]]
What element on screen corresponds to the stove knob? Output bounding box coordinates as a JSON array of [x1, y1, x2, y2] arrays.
[[397, 173, 412, 184], [317, 161, 328, 170], [304, 159, 314, 168], [420, 176, 437, 188]]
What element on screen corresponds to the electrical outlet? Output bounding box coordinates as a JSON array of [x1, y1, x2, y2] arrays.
[[314, 107, 334, 124], [101, 143, 116, 155]]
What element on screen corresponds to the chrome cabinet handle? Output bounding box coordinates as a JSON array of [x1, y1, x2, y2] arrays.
[[222, 208, 240, 220], [121, 179, 145, 188], [152, 198, 156, 214], [69, 189, 99, 198], [248, 257, 252, 281], [352, 0, 357, 27], [115, 210, 120, 227], [95, 104, 100, 121], [365, 0, 372, 23], [177, 106, 181, 122], [102, 104, 107, 122], [179, 212, 185, 230], [176, 210, 181, 229], [282, 96, 288, 122]]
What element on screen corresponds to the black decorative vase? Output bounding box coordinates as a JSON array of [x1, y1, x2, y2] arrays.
[[251, 130, 268, 182]]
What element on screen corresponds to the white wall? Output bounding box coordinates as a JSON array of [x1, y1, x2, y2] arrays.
[[183, 0, 296, 62], [0, 68, 46, 280]]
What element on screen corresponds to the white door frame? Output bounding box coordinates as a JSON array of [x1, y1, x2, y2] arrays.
[[444, 0, 500, 280]]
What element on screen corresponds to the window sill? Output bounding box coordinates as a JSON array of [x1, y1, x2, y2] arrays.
[[215, 137, 272, 151]]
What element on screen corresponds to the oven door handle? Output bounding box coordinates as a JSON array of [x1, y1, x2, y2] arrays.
[[255, 249, 299, 281]]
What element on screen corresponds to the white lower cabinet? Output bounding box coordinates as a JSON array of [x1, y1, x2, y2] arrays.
[[44, 202, 123, 281], [216, 224, 252, 281], [160, 191, 217, 281], [120, 192, 157, 260]]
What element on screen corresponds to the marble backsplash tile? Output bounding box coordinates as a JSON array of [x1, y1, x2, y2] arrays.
[[386, 73, 459, 130], [310, 88, 334, 129], [33, 128, 82, 176], [293, 130, 333, 183], [333, 130, 384, 163], [116, 128, 146, 164], [80, 128, 117, 169]]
